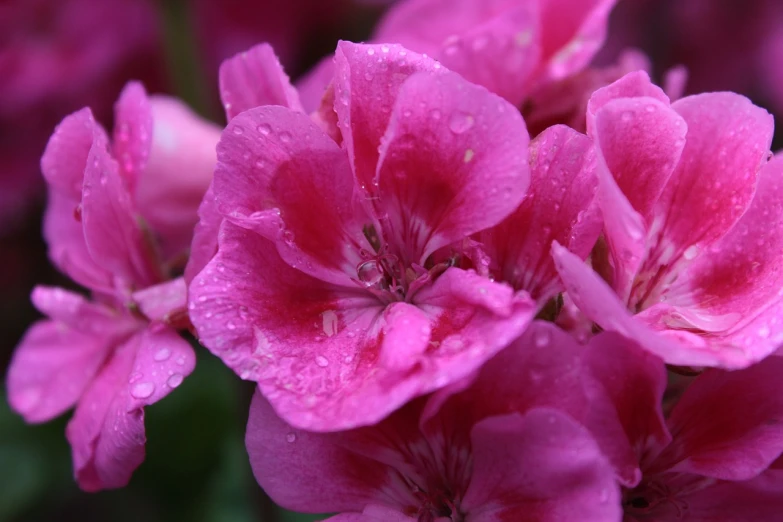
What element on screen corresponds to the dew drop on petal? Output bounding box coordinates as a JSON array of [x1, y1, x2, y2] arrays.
[[533, 328, 550, 348], [131, 382, 155, 399], [153, 348, 171, 362], [167, 373, 184, 388], [449, 112, 475, 134], [315, 355, 329, 367], [286, 432, 297, 443], [257, 123, 272, 135]]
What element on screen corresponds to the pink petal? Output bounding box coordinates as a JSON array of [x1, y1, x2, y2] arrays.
[[669, 156, 783, 338], [213, 105, 369, 286], [677, 472, 783, 522], [6, 320, 110, 423], [44, 194, 115, 291], [584, 331, 670, 481], [480, 124, 599, 301], [112, 81, 153, 189], [429, 4, 542, 107], [590, 96, 687, 300], [135, 96, 221, 262], [125, 327, 196, 410], [41, 108, 97, 201], [66, 333, 144, 491], [652, 356, 783, 481], [552, 242, 746, 368], [183, 183, 220, 285], [31, 286, 135, 336], [656, 93, 774, 254], [586, 70, 670, 135], [246, 391, 387, 513], [332, 41, 442, 193], [192, 224, 533, 430], [462, 409, 621, 522], [219, 43, 304, 121], [131, 277, 187, 323], [82, 131, 160, 288], [376, 69, 530, 260], [538, 0, 617, 82], [296, 56, 335, 114]]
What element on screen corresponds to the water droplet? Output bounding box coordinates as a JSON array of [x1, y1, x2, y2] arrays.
[[429, 108, 442, 120], [367, 48, 375, 56], [533, 328, 550, 348], [129, 372, 143, 384], [279, 131, 292, 143], [167, 373, 183, 388], [321, 310, 338, 337], [153, 348, 171, 362], [131, 382, 155, 399], [683, 245, 699, 260], [463, 149, 475, 163], [449, 112, 475, 134], [286, 432, 297, 443], [315, 355, 329, 367], [364, 72, 374, 81], [257, 123, 272, 135], [233, 125, 244, 135], [759, 325, 771, 338]]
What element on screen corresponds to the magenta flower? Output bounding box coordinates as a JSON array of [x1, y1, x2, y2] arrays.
[[5, 82, 219, 490], [298, 0, 618, 111], [245, 322, 621, 521], [0, 0, 166, 230], [553, 71, 782, 368], [188, 41, 538, 431], [586, 336, 783, 520]]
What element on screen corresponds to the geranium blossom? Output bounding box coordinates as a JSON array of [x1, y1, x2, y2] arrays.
[[553, 71, 782, 368], [245, 322, 621, 521], [188, 41, 540, 431], [587, 335, 783, 520], [5, 82, 218, 490], [298, 0, 618, 111]]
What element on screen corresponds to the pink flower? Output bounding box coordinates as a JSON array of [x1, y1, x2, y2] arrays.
[[245, 322, 622, 521], [5, 82, 219, 490], [553, 71, 782, 369], [586, 335, 783, 520], [298, 0, 619, 111], [0, 0, 166, 230], [188, 41, 537, 431]]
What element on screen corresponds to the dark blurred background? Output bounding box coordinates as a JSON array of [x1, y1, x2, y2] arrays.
[[1, 0, 782, 520]]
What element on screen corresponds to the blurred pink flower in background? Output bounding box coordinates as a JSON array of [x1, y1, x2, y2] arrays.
[[0, 0, 167, 231]]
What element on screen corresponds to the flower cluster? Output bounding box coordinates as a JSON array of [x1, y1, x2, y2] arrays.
[[8, 0, 783, 519]]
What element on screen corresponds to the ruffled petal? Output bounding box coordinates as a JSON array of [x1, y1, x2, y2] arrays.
[[112, 82, 153, 189]]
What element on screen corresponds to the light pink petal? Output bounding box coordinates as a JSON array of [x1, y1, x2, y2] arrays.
[[112, 81, 153, 188], [716, 296, 783, 365], [126, 327, 196, 409], [552, 242, 746, 368], [332, 41, 442, 192], [135, 96, 221, 262], [585, 70, 669, 135], [652, 356, 783, 481], [131, 277, 187, 324], [6, 320, 110, 423], [66, 333, 143, 491], [376, 69, 530, 260], [219, 43, 304, 120], [584, 331, 670, 479], [462, 409, 621, 522], [480, 124, 599, 301], [41, 107, 97, 201], [656, 93, 774, 254], [82, 131, 160, 288], [538, 0, 617, 82], [213, 105, 369, 286], [246, 391, 388, 513], [669, 156, 783, 337], [183, 182, 221, 285], [31, 286, 135, 336]]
